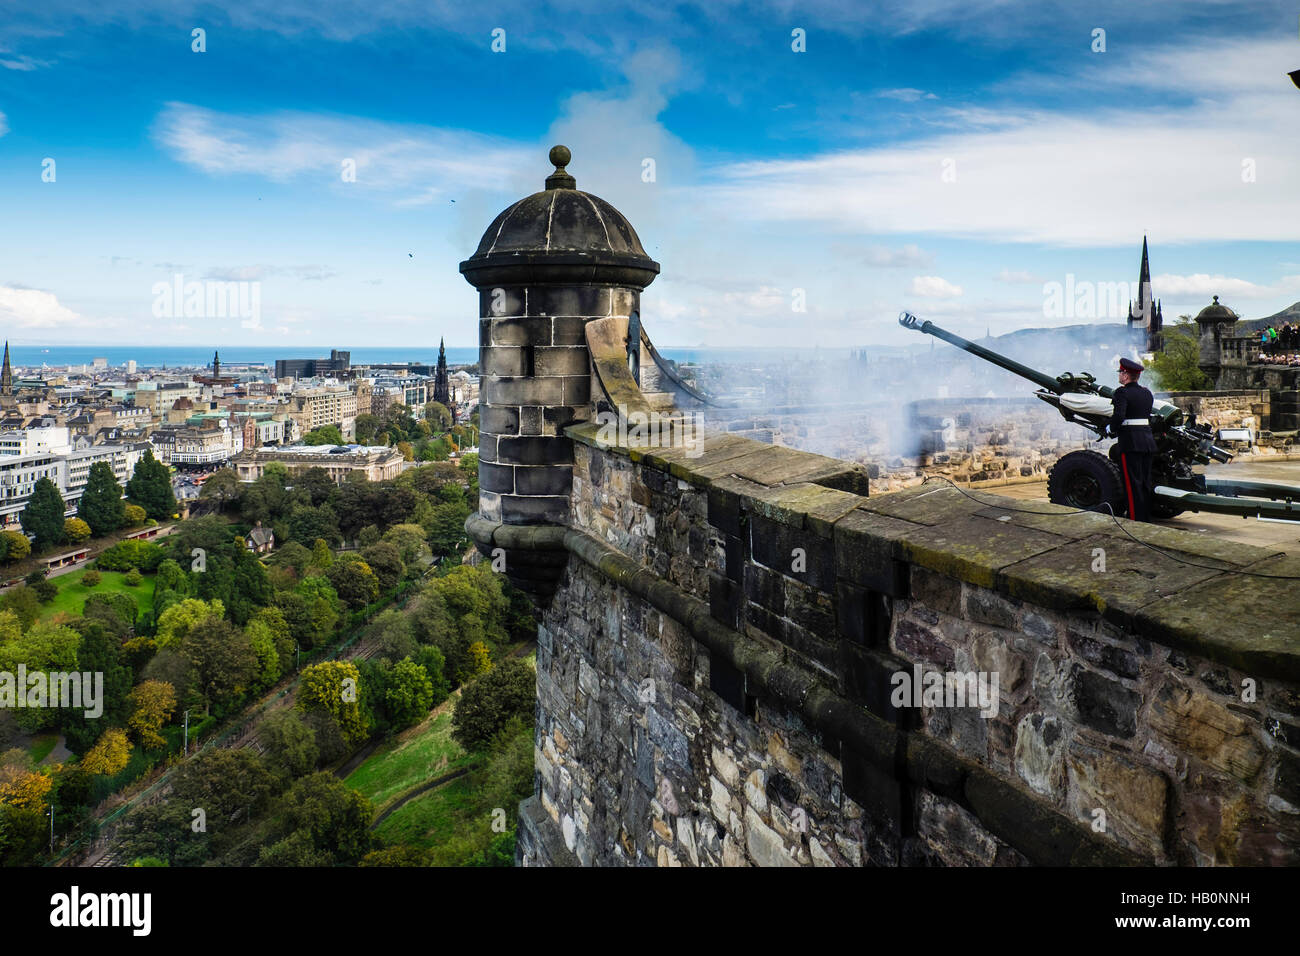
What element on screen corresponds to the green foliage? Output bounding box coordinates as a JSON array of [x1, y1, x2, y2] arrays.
[[302, 424, 345, 446], [1148, 316, 1213, 392], [21, 478, 66, 548], [450, 658, 535, 752], [260, 772, 372, 865], [198, 469, 240, 510], [258, 710, 319, 778], [126, 451, 176, 520], [424, 401, 451, 429], [96, 539, 165, 572], [0, 531, 30, 563], [326, 556, 380, 608], [31, 577, 58, 603], [82, 569, 102, 587], [77, 461, 126, 536], [63, 517, 92, 544], [123, 504, 147, 527], [123, 568, 143, 587], [297, 660, 368, 745], [0, 591, 39, 632], [84, 592, 138, 628], [155, 598, 224, 649], [360, 541, 405, 591], [385, 658, 435, 729], [180, 618, 257, 716]]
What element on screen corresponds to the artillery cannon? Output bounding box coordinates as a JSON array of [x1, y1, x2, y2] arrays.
[[898, 312, 1300, 522]]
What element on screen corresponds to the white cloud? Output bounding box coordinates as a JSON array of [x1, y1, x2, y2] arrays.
[[153, 102, 531, 199], [908, 275, 963, 298], [695, 37, 1300, 245], [863, 244, 933, 268], [994, 268, 1045, 284], [878, 88, 938, 102], [1153, 272, 1300, 300], [0, 285, 82, 328]]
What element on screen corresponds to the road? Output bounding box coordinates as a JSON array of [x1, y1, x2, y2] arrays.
[[988, 458, 1300, 550]]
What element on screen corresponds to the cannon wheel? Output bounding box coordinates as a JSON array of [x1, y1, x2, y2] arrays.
[[1149, 496, 1186, 520], [1048, 450, 1125, 515]]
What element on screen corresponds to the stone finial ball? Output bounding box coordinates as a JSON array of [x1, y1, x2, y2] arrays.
[[550, 145, 571, 168]]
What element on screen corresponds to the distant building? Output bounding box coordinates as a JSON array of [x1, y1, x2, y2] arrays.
[[275, 349, 351, 379], [151, 420, 245, 466], [1126, 236, 1164, 353], [0, 436, 146, 526], [433, 338, 451, 418], [246, 521, 275, 554], [287, 384, 358, 439], [233, 444, 404, 484]]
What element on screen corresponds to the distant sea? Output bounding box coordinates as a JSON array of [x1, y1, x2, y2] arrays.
[[4, 344, 893, 371]]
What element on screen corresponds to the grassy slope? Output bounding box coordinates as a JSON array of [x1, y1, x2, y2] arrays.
[[372, 776, 478, 849], [39, 569, 155, 623], [344, 698, 470, 815]]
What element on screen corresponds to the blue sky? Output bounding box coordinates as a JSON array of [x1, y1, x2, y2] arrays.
[[2, 0, 1300, 350]]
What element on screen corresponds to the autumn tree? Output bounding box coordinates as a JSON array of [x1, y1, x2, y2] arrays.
[[127, 680, 177, 749], [81, 728, 131, 776], [297, 660, 368, 745]]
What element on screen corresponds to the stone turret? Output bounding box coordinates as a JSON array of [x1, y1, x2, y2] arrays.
[[461, 145, 660, 598], [461, 144, 660, 528], [1194, 295, 1239, 385]]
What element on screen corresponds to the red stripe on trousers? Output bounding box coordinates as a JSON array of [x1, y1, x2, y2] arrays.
[[1120, 452, 1136, 519]]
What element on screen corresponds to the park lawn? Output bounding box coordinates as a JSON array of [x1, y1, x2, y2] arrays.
[[28, 733, 58, 764], [40, 569, 155, 623], [372, 774, 479, 849], [345, 702, 471, 813]]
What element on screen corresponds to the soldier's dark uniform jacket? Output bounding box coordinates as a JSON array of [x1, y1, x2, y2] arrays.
[[1109, 374, 1157, 520]]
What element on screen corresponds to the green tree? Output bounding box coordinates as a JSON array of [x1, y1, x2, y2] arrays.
[[450, 658, 536, 752], [263, 772, 372, 864], [360, 541, 404, 591], [63, 517, 92, 544], [326, 556, 380, 608], [297, 660, 368, 745], [77, 461, 126, 536], [198, 468, 240, 512], [302, 424, 345, 446], [123, 503, 147, 527], [423, 401, 451, 429], [353, 414, 381, 445], [180, 618, 257, 715], [0, 531, 30, 563], [21, 477, 65, 548], [257, 710, 319, 778], [155, 598, 224, 649], [126, 450, 176, 520], [385, 658, 435, 728], [1148, 315, 1213, 391]]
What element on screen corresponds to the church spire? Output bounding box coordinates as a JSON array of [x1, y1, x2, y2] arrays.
[[1, 341, 11, 397]]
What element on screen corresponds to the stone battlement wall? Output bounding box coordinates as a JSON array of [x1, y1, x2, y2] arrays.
[[512, 425, 1300, 867]]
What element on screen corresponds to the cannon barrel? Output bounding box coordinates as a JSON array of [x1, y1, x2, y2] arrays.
[[898, 311, 1112, 398]]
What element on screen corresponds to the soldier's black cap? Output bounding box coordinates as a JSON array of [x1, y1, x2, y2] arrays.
[[1118, 357, 1145, 375]]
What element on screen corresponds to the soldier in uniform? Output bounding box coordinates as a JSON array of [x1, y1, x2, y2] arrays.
[[1107, 357, 1157, 521]]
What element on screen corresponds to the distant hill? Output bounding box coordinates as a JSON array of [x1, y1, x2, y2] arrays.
[[1235, 301, 1300, 334]]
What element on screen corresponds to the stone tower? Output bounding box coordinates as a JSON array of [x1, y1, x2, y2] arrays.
[[1, 341, 11, 397], [1194, 295, 1239, 386], [460, 145, 660, 533], [433, 337, 450, 407]]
